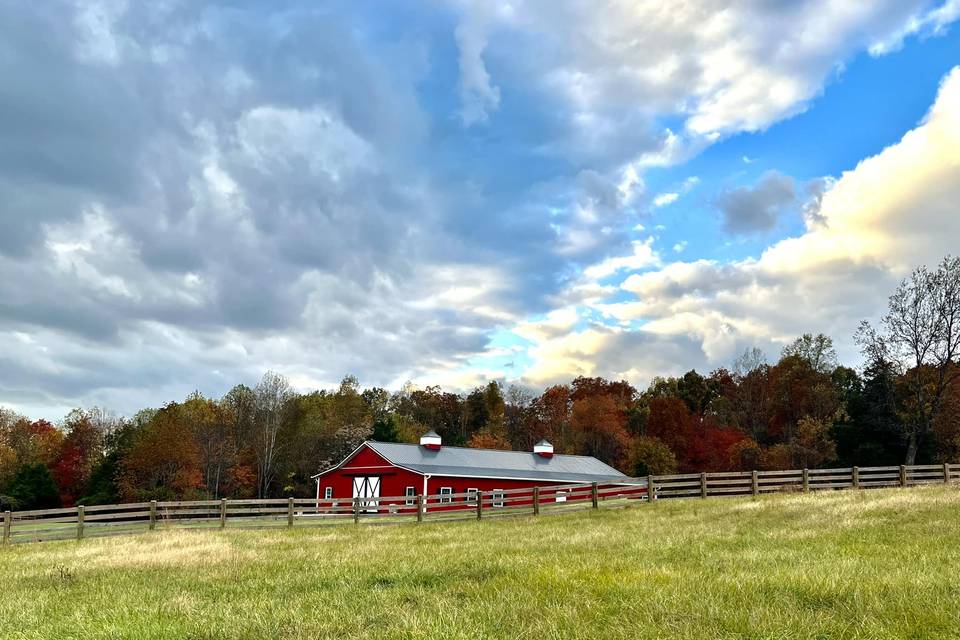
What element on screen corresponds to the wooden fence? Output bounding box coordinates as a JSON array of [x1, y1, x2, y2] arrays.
[[2, 463, 956, 545]]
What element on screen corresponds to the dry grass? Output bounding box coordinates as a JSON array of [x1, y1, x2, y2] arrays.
[[3, 485, 960, 639]]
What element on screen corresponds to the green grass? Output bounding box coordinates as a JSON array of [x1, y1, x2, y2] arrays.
[[3, 486, 960, 639]]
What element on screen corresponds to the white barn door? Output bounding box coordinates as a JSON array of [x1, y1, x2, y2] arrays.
[[352, 476, 381, 513]]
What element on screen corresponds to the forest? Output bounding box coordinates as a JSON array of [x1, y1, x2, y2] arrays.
[[1, 257, 958, 511]]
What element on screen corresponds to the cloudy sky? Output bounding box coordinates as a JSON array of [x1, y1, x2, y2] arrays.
[[2, 1, 960, 418]]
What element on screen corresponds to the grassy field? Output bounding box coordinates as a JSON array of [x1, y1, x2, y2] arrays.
[[2, 486, 960, 639]]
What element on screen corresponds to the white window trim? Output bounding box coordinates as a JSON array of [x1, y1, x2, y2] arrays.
[[556, 491, 568, 503], [493, 489, 504, 508], [405, 486, 416, 506], [324, 486, 333, 499], [466, 487, 479, 505], [439, 487, 453, 503]]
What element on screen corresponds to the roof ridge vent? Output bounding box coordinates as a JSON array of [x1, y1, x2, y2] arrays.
[[534, 439, 554, 458], [420, 430, 442, 450]]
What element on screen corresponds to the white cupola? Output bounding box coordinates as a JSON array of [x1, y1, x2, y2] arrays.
[[534, 439, 554, 458], [420, 430, 442, 450]]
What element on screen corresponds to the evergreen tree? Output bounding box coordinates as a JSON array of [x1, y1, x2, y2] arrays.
[[7, 463, 61, 510]]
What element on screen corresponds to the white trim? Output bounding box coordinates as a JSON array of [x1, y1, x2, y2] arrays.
[[391, 471, 628, 484], [492, 489, 504, 508], [466, 488, 479, 505], [324, 486, 333, 499], [404, 486, 416, 506], [439, 487, 453, 504], [334, 465, 398, 471]]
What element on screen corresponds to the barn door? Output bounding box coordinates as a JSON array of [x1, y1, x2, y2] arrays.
[[352, 476, 381, 513]]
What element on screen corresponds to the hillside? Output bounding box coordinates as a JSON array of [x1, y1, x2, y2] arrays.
[[2, 486, 960, 639]]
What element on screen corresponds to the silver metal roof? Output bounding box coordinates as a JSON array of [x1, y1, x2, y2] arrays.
[[365, 441, 631, 483]]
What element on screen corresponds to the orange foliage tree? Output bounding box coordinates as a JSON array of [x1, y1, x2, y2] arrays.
[[570, 394, 631, 470], [118, 403, 203, 501]]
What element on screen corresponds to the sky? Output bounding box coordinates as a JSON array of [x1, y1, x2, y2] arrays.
[[2, 1, 960, 419]]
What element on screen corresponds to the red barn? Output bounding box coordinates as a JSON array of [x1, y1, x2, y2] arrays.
[[312, 431, 636, 513]]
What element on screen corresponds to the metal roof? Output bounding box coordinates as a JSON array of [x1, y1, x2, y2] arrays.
[[364, 441, 631, 483]]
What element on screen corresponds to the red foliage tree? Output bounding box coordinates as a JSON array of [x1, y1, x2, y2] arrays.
[[52, 411, 103, 506]]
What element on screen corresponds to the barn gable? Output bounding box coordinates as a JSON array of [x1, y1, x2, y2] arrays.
[[311, 442, 416, 479]]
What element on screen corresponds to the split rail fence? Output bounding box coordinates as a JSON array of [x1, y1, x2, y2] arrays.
[[2, 463, 957, 545]]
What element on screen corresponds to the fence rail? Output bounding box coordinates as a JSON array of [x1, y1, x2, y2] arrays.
[[2, 463, 956, 545]]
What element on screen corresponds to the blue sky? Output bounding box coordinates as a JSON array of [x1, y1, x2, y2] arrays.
[[1, 1, 959, 417]]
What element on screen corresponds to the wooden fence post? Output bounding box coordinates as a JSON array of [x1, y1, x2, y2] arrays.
[[591, 482, 599, 509], [3, 511, 11, 545], [533, 487, 540, 516], [220, 499, 227, 529], [852, 466, 860, 489], [802, 468, 809, 493], [476, 491, 484, 520], [700, 472, 708, 499], [900, 465, 908, 487], [76, 505, 85, 541], [647, 475, 656, 502], [944, 462, 951, 484], [149, 500, 157, 530], [416, 495, 424, 523], [751, 471, 759, 496], [287, 497, 294, 528], [353, 497, 360, 524]]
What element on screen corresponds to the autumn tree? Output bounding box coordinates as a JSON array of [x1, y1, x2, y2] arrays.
[[52, 409, 107, 506], [628, 436, 678, 476], [220, 384, 257, 497], [467, 429, 512, 450], [644, 397, 696, 465], [570, 394, 631, 469], [252, 371, 295, 498], [526, 385, 572, 451], [782, 333, 838, 374], [728, 438, 763, 471], [180, 393, 235, 499], [464, 381, 506, 443], [118, 403, 203, 501], [394, 384, 465, 443], [289, 376, 373, 492], [80, 418, 141, 505], [504, 385, 535, 449], [858, 256, 960, 463]]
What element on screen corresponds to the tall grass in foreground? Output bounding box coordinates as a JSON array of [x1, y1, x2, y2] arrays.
[[2, 485, 960, 639]]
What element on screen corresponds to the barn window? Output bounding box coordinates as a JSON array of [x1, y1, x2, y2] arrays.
[[466, 488, 479, 505], [324, 486, 333, 499], [439, 487, 453, 503], [493, 490, 504, 508], [556, 491, 568, 503], [405, 486, 416, 506]]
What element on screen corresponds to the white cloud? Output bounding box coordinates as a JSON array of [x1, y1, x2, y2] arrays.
[[653, 192, 679, 208], [582, 238, 660, 281], [869, 0, 960, 55], [460, 0, 958, 150]]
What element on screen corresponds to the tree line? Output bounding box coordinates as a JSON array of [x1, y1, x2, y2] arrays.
[[2, 256, 958, 511]]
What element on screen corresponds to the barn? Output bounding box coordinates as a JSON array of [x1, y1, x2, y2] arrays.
[[312, 430, 639, 513]]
